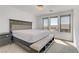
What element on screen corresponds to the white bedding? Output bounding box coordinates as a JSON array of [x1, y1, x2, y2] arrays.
[[12, 29, 50, 43]]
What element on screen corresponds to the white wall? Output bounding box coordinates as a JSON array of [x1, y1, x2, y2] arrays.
[[0, 6, 36, 34], [36, 16, 43, 29], [73, 7, 79, 51]]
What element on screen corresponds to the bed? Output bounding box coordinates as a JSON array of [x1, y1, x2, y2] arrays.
[[10, 19, 54, 53], [12, 29, 50, 43]]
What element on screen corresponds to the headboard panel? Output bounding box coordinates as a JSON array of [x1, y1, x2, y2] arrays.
[[10, 19, 32, 31]]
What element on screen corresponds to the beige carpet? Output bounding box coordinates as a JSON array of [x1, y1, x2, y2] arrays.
[[0, 39, 78, 53], [47, 39, 78, 53]]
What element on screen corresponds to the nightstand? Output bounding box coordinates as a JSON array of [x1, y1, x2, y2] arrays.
[[0, 33, 11, 46]]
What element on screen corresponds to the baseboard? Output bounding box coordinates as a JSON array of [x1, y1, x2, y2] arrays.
[[54, 37, 73, 42]]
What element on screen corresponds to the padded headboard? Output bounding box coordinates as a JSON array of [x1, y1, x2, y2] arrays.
[[9, 19, 32, 31]]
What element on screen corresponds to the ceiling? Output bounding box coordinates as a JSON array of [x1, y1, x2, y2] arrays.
[[10, 5, 78, 16]]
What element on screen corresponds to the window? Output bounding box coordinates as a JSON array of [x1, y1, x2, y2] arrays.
[[42, 14, 71, 33], [43, 18, 49, 29], [60, 15, 71, 32], [50, 17, 58, 31]]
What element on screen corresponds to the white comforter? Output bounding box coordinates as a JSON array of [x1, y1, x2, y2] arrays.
[[12, 29, 50, 43]]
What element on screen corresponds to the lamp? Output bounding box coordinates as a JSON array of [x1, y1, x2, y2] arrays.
[[36, 5, 44, 11]]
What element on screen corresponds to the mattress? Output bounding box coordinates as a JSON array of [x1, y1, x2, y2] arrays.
[[12, 29, 50, 43], [30, 34, 54, 51]]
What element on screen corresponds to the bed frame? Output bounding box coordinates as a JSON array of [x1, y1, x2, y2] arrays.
[[9, 19, 54, 53], [9, 19, 32, 42], [13, 36, 54, 53]]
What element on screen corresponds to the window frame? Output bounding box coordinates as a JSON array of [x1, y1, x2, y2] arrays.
[[42, 13, 72, 33], [60, 15, 71, 33], [49, 16, 59, 31], [42, 17, 49, 30]]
